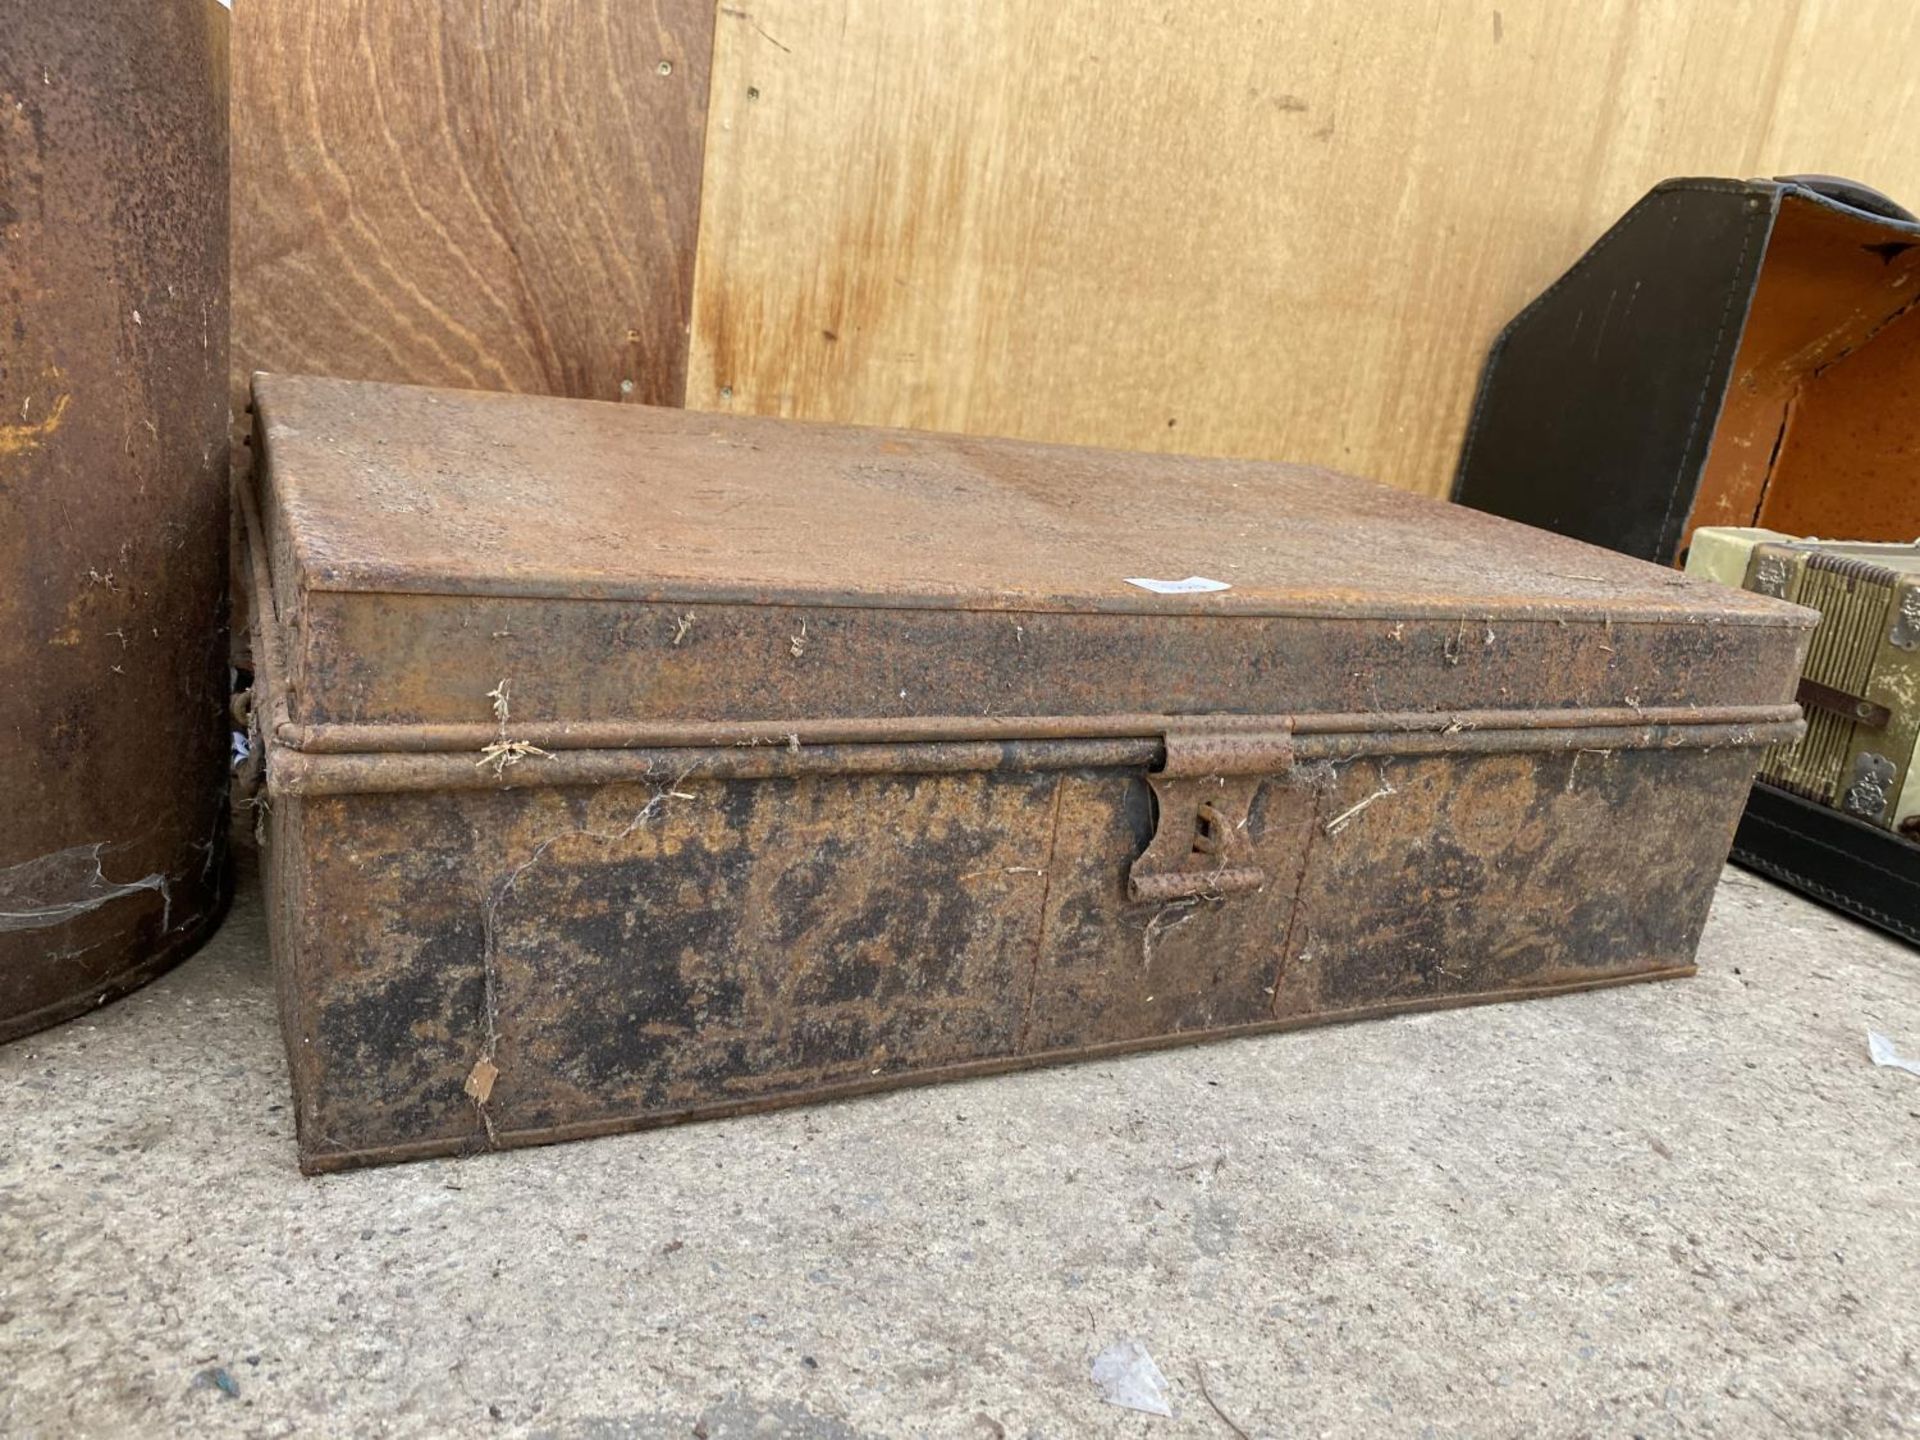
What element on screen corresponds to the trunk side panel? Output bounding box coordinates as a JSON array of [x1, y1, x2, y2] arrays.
[[279, 741, 1754, 1172], [1291, 746, 1754, 1010], [294, 591, 1810, 727]]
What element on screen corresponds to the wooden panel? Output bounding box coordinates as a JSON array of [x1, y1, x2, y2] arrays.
[[232, 0, 714, 410], [1751, 0, 1920, 189], [689, 0, 1920, 496]]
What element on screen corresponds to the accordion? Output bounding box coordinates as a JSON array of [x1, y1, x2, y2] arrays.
[[1689, 528, 1920, 832]]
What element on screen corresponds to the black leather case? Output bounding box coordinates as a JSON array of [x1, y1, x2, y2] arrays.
[[1453, 175, 1920, 948]]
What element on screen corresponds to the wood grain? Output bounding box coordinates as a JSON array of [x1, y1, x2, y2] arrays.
[[232, 0, 713, 410], [689, 0, 1920, 496]]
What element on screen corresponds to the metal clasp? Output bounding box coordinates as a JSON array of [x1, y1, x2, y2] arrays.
[[1128, 724, 1294, 904], [1797, 677, 1891, 730]]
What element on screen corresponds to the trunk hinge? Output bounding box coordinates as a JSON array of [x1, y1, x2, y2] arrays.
[[1129, 722, 1296, 904]]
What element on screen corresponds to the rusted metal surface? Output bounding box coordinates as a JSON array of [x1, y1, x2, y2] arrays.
[[252, 374, 1809, 732], [1, 3, 230, 1043], [1128, 775, 1272, 902], [269, 701, 1803, 756], [274, 591, 1812, 733], [1131, 726, 1291, 904], [249, 375, 1798, 619], [267, 742, 1774, 1173], [269, 581, 1814, 733], [261, 716, 1804, 797], [250, 375, 1814, 1172]]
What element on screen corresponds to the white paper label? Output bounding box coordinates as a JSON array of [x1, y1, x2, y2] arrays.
[[1123, 575, 1231, 595]]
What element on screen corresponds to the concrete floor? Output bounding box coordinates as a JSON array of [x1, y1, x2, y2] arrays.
[[3, 857, 1918, 1439]]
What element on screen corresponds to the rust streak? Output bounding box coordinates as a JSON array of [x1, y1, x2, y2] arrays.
[[1270, 771, 1332, 1020], [471, 766, 707, 1146], [0, 390, 70, 456], [1014, 775, 1066, 1053]]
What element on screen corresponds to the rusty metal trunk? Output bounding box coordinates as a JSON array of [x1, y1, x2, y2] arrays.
[[248, 375, 1813, 1173], [0, 3, 231, 1041]]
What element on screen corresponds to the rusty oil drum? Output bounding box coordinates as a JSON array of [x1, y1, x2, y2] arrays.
[[0, 2, 231, 1040]]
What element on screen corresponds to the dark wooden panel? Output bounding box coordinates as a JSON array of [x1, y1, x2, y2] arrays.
[[232, 0, 713, 409]]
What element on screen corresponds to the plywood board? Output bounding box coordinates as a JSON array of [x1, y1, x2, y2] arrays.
[[232, 0, 714, 410], [690, 0, 1920, 496], [1753, 0, 1920, 193]]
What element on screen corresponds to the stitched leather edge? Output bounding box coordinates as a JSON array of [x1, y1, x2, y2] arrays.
[[1452, 178, 1779, 510]]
